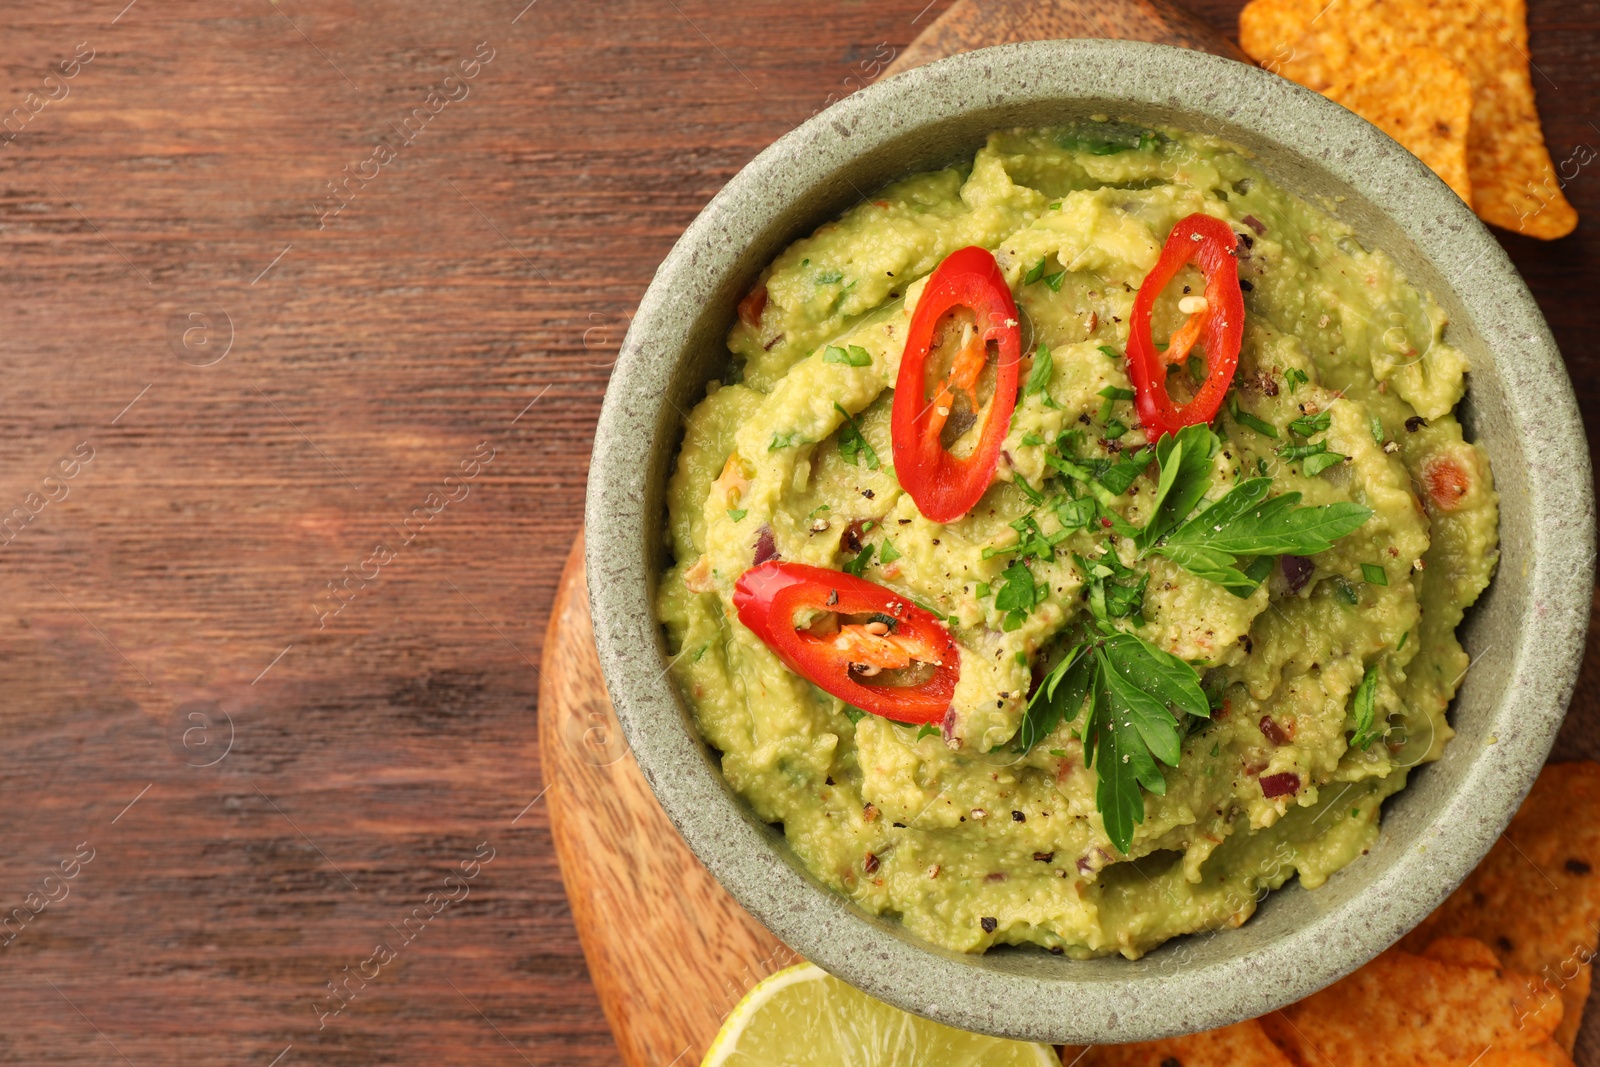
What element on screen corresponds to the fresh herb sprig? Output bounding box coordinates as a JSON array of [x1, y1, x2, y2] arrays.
[[1136, 423, 1372, 597], [1017, 629, 1209, 853]]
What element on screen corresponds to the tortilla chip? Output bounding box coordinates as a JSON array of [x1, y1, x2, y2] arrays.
[[1522, 1042, 1579, 1067], [1072, 1019, 1294, 1066], [1478, 1046, 1576, 1067], [1423, 934, 1503, 970], [1321, 46, 1472, 204], [1402, 762, 1600, 1052], [1238, 0, 1577, 238], [1260, 947, 1561, 1065]]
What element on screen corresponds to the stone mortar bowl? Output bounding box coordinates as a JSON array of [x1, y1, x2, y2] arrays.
[[585, 39, 1594, 1045]]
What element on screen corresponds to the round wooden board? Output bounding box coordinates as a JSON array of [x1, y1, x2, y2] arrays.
[[538, 534, 796, 1067]]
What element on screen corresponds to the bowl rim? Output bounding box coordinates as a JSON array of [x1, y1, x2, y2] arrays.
[[585, 38, 1594, 1044]]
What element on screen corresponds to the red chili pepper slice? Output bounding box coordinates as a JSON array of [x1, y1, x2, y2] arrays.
[[733, 561, 958, 725], [1126, 213, 1246, 439], [891, 246, 1022, 523]]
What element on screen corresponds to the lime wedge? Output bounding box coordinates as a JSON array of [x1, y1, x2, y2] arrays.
[[702, 962, 1060, 1067]]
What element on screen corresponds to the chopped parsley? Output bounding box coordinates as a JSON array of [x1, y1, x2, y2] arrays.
[[833, 403, 880, 469], [1361, 563, 1387, 586], [1278, 439, 1347, 475], [1349, 662, 1380, 748], [1097, 384, 1136, 422], [1025, 257, 1049, 285], [879, 539, 902, 564], [1370, 414, 1385, 445], [1056, 120, 1160, 156], [1025, 343, 1054, 397], [1283, 367, 1308, 392], [727, 508, 747, 522], [915, 723, 940, 741], [1076, 550, 1147, 625], [1043, 270, 1066, 292], [769, 431, 801, 450], [842, 543, 875, 576], [1056, 496, 1096, 531], [1230, 398, 1279, 438], [823, 344, 873, 367], [994, 558, 1041, 630], [1097, 345, 1121, 361], [1287, 411, 1331, 437]]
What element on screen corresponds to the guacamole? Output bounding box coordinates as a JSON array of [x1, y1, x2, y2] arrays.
[[656, 123, 1498, 958]]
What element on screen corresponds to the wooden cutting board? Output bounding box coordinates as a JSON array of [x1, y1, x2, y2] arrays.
[[536, 5, 1595, 1066]]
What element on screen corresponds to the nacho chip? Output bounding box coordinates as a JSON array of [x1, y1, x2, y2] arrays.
[[1403, 761, 1600, 1052], [1322, 46, 1472, 204], [1522, 1042, 1579, 1067], [1073, 1019, 1294, 1066], [1260, 947, 1561, 1065], [1477, 1047, 1576, 1067], [1238, 0, 1577, 238], [1422, 934, 1503, 970]]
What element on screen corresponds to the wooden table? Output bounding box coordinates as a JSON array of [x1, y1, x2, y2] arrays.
[[0, 1, 1594, 1064]]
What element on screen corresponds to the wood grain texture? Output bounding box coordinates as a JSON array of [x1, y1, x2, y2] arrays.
[[885, 0, 1249, 74], [0, 0, 1592, 1064], [540, 535, 791, 1067]]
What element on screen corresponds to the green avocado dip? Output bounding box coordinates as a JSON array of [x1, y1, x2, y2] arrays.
[[656, 122, 1498, 958]]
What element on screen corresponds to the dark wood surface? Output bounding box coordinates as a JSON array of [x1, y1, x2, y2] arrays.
[[0, 1, 1595, 1065]]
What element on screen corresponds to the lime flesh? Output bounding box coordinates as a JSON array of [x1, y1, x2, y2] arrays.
[[702, 962, 1060, 1067]]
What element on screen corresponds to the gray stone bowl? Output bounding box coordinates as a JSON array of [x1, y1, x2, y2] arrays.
[[584, 39, 1593, 1044]]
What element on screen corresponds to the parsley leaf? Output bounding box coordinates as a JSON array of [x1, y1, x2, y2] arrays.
[[1361, 562, 1386, 586], [1016, 643, 1094, 753], [1370, 414, 1385, 445], [1149, 478, 1372, 596], [1136, 423, 1219, 552], [1044, 270, 1066, 292], [1018, 632, 1208, 853], [1075, 551, 1147, 625], [769, 431, 801, 450], [994, 559, 1039, 615], [833, 403, 880, 470], [824, 344, 873, 367], [1288, 410, 1332, 437], [1025, 257, 1048, 285], [842, 543, 875, 577], [1284, 367, 1308, 392], [727, 508, 747, 521], [1229, 396, 1279, 438], [1097, 384, 1135, 422], [1056, 497, 1096, 531], [879, 539, 902, 564], [1277, 442, 1327, 460], [1097, 345, 1121, 361], [915, 723, 939, 741], [1096, 448, 1155, 495], [1350, 662, 1380, 748], [1025, 343, 1053, 397], [1302, 450, 1346, 476]]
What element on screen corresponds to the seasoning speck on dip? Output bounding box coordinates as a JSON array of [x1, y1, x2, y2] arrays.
[[657, 122, 1498, 957]]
